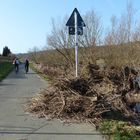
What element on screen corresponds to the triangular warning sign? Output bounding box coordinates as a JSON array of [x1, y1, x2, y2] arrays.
[[66, 8, 86, 27]]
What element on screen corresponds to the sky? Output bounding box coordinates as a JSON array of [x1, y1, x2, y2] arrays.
[[0, 0, 140, 54]]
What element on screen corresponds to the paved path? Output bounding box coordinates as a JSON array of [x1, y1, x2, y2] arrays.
[[0, 64, 104, 140]]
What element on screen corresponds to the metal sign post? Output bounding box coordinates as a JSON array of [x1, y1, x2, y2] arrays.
[[74, 11, 78, 77], [66, 8, 86, 77]]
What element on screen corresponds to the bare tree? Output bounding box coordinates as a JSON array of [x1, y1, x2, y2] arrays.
[[126, 1, 135, 42], [47, 10, 103, 68], [104, 16, 118, 45], [104, 1, 135, 46], [28, 47, 39, 64], [132, 23, 140, 42], [79, 10, 103, 48], [47, 18, 75, 67], [116, 15, 128, 45]]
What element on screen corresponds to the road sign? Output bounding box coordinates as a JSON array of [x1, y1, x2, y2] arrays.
[[66, 8, 86, 28], [69, 26, 83, 35]]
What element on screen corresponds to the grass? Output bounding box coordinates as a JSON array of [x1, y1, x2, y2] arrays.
[[100, 120, 140, 140], [0, 62, 13, 81]]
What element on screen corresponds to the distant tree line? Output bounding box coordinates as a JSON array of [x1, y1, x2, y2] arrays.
[[2, 46, 11, 56]]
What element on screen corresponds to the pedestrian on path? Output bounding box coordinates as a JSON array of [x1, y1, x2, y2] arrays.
[[25, 58, 29, 73]]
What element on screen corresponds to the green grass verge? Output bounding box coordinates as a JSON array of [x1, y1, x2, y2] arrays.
[[0, 62, 13, 81], [100, 120, 140, 140]]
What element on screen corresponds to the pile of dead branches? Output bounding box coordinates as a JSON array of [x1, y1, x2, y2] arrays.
[[26, 64, 140, 125]]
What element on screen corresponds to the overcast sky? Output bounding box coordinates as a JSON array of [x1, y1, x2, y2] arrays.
[[0, 0, 140, 54]]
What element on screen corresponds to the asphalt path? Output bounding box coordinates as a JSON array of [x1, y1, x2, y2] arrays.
[[0, 64, 104, 140]]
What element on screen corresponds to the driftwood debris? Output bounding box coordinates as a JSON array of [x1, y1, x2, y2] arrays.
[[26, 64, 140, 125]]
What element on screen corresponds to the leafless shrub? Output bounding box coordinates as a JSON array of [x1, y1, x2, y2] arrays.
[[104, 1, 135, 45]]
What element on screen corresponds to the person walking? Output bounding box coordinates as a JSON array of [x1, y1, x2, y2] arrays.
[[25, 59, 29, 73]]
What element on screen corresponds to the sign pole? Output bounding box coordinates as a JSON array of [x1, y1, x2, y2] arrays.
[[75, 11, 78, 77], [66, 8, 86, 77]]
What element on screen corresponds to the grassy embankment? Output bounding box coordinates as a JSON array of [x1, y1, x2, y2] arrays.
[[0, 56, 13, 81], [28, 43, 140, 81]]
